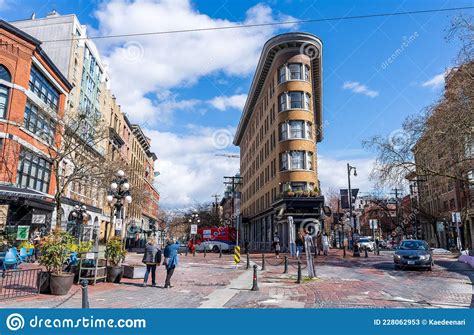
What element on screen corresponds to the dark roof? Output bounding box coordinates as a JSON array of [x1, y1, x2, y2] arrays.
[[0, 20, 73, 91]]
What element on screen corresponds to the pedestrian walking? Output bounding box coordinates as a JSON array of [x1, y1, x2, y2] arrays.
[[295, 231, 304, 259], [142, 237, 162, 287], [322, 232, 329, 256], [273, 232, 281, 258], [163, 238, 180, 288], [304, 230, 316, 278]]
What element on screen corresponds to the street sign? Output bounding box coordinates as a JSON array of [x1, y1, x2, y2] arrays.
[[369, 219, 378, 229], [451, 212, 461, 223], [115, 219, 123, 230], [190, 224, 197, 235], [16, 226, 30, 240]]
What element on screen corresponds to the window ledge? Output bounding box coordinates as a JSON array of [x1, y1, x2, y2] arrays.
[[279, 108, 311, 113], [279, 138, 313, 143], [277, 79, 310, 86]]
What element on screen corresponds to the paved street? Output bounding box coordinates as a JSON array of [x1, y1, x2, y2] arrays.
[[1, 250, 472, 309]]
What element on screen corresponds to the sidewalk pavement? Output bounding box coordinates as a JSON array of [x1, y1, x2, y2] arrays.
[[0, 249, 472, 308]]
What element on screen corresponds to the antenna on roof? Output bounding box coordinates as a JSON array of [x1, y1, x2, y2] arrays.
[[31, 12, 36, 20]]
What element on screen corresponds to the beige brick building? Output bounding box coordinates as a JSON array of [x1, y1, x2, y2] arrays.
[[234, 33, 325, 251]]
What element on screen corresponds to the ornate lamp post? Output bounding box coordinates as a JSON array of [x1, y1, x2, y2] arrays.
[[105, 170, 132, 242], [347, 163, 359, 257], [70, 204, 89, 241]]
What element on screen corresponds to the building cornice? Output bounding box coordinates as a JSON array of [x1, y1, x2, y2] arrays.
[[233, 32, 323, 145]]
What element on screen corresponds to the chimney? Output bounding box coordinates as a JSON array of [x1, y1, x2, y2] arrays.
[[46, 9, 59, 18]]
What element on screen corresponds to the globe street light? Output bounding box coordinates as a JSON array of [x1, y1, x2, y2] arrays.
[[106, 170, 132, 243]]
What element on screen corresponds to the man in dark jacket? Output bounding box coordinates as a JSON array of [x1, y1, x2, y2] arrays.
[[142, 237, 161, 287]]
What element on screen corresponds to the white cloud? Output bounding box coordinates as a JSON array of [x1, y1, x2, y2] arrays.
[[145, 125, 239, 208], [208, 94, 247, 111], [342, 81, 379, 98], [318, 156, 375, 195], [421, 71, 446, 89], [94, 0, 296, 124]]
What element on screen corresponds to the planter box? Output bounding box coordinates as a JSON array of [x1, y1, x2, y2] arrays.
[[123, 264, 146, 279]]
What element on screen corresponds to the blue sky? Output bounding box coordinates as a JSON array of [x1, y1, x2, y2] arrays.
[[1, 0, 471, 208]]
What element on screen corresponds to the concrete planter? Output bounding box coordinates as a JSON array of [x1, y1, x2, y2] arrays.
[[123, 264, 146, 279]]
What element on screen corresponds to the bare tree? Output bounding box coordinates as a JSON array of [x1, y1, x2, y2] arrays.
[[48, 110, 114, 229]]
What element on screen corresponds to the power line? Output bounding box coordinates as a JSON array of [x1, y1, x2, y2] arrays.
[[39, 6, 474, 43]]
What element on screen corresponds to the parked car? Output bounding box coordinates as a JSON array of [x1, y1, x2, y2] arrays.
[[378, 240, 388, 249], [195, 241, 233, 253], [393, 239, 434, 271], [357, 238, 375, 251]]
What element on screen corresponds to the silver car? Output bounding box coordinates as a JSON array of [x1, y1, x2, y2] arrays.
[[394, 240, 434, 270]]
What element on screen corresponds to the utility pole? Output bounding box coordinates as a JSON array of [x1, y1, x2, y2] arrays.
[[391, 188, 402, 241], [223, 175, 243, 246]]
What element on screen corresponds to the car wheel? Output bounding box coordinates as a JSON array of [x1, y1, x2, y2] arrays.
[[394, 264, 400, 270], [212, 246, 219, 253]]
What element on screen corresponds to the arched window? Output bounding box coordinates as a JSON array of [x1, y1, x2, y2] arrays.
[[0, 65, 11, 119]]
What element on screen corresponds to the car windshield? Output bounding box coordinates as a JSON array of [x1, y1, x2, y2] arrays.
[[399, 241, 428, 250]]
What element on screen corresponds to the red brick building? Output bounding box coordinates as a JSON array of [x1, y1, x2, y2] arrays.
[[0, 20, 72, 239]]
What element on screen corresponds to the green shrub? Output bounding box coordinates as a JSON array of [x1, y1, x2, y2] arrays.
[[105, 237, 126, 266], [39, 230, 75, 274]]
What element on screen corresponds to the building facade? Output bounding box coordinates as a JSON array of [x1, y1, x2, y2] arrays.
[[411, 62, 473, 251], [234, 33, 324, 251], [11, 11, 160, 243], [0, 20, 72, 240]]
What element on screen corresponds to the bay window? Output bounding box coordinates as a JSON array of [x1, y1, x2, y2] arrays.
[[279, 121, 312, 140], [279, 151, 314, 171], [277, 63, 310, 83], [278, 91, 311, 112]]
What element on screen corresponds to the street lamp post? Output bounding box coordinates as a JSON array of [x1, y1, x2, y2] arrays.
[[70, 204, 89, 242], [347, 163, 360, 257], [106, 170, 132, 243]]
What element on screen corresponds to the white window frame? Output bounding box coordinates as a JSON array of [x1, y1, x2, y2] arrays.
[[279, 92, 311, 112]]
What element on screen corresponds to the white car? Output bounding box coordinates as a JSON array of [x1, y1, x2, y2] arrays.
[[195, 241, 233, 253], [357, 238, 375, 251]]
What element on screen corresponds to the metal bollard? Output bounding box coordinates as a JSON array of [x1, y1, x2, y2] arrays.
[[246, 252, 250, 270], [296, 261, 302, 284], [343, 247, 346, 258], [185, 248, 188, 256], [204, 248, 207, 258], [314, 247, 318, 258], [81, 280, 90, 309], [219, 246, 222, 258], [364, 247, 368, 258], [251, 265, 259, 291], [261, 254, 266, 271], [283, 255, 288, 274]]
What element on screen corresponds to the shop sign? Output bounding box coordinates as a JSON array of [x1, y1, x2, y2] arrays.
[[17, 225, 30, 240]]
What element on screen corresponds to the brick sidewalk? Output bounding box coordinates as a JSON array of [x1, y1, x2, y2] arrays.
[[0, 249, 472, 308]]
